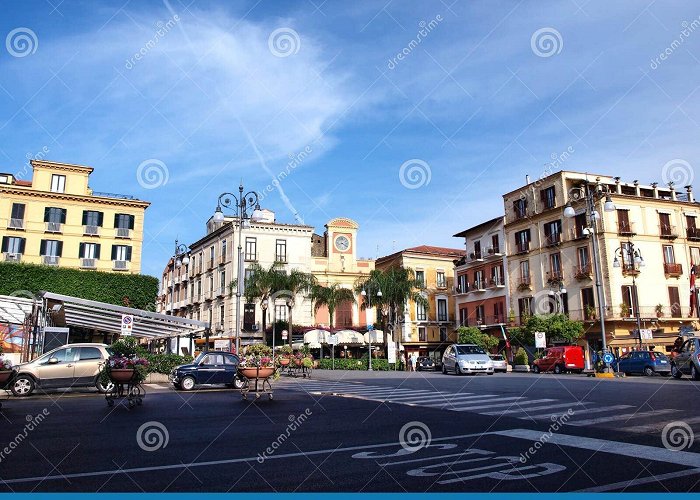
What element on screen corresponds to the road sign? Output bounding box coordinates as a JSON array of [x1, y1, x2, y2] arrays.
[[640, 329, 653, 340], [281, 330, 288, 340], [367, 324, 374, 331], [603, 352, 615, 364], [535, 331, 546, 349], [328, 334, 338, 345], [214, 339, 229, 351], [387, 341, 396, 364], [121, 314, 133, 336]]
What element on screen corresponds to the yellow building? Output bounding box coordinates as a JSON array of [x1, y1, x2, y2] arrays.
[[0, 160, 150, 273], [375, 245, 465, 362]]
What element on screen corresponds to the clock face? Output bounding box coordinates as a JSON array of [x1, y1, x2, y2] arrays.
[[334, 235, 350, 252]]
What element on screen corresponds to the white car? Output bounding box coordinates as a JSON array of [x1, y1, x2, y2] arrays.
[[489, 354, 509, 373], [442, 344, 494, 375]]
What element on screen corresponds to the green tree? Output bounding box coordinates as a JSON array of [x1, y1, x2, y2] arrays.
[[237, 262, 286, 344], [509, 314, 584, 346], [355, 267, 427, 358], [456, 326, 500, 351], [310, 283, 356, 328], [277, 269, 317, 347]]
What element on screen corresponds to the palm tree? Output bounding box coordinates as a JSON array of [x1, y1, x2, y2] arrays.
[[277, 269, 317, 347], [310, 283, 356, 329], [355, 267, 428, 360], [239, 262, 286, 344]]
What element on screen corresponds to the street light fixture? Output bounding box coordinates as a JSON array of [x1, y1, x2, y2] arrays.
[[613, 240, 644, 348], [563, 177, 616, 369], [548, 282, 567, 313], [361, 286, 382, 371], [212, 183, 264, 355], [170, 239, 189, 354]]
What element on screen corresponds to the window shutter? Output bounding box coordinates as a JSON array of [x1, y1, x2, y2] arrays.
[[82, 211, 88, 226], [540, 190, 546, 202], [129, 215, 135, 230], [111, 245, 117, 260], [1, 237, 7, 253], [57, 241, 63, 257], [40, 240, 46, 256], [94, 244, 101, 259], [44, 207, 50, 222], [19, 238, 26, 254], [97, 212, 104, 227], [126, 246, 132, 261], [79, 243, 85, 258], [60, 209, 67, 223], [526, 229, 531, 241], [114, 214, 119, 227]]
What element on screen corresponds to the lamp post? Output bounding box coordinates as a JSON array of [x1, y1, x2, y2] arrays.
[[548, 281, 567, 314], [261, 298, 268, 347], [212, 183, 264, 355], [361, 286, 382, 371], [613, 240, 645, 348], [564, 178, 616, 368], [170, 239, 190, 355]]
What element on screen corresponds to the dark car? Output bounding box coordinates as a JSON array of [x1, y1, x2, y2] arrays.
[[416, 356, 436, 371], [613, 351, 671, 376], [170, 351, 244, 391]]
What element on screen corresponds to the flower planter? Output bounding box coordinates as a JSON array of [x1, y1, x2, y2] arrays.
[[239, 367, 275, 379], [0, 370, 13, 384], [109, 369, 135, 383], [293, 359, 302, 367], [279, 358, 291, 366]]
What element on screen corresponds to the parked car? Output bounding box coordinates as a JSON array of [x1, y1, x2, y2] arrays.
[[532, 346, 584, 374], [489, 354, 508, 373], [416, 356, 436, 371], [442, 344, 494, 375], [11, 343, 114, 397], [671, 336, 700, 380], [170, 351, 244, 390], [612, 351, 671, 376]]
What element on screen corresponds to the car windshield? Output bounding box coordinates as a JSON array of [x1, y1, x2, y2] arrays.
[[456, 345, 485, 355]]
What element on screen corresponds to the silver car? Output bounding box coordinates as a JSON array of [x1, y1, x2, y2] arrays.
[[442, 344, 494, 375], [671, 336, 700, 380], [489, 354, 509, 373]]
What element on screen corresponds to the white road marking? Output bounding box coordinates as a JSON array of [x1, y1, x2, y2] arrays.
[[452, 398, 554, 411], [577, 468, 700, 492], [622, 415, 700, 434], [382, 392, 458, 401], [522, 405, 634, 420], [482, 402, 587, 416], [566, 409, 675, 427]]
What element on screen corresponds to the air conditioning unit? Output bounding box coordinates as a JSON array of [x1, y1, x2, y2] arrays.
[[81, 258, 96, 268], [84, 225, 99, 236], [4, 253, 20, 262], [46, 222, 62, 232], [114, 260, 128, 270], [8, 218, 24, 229], [43, 255, 59, 266], [116, 227, 130, 238]]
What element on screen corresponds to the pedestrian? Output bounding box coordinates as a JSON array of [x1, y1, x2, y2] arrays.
[[407, 353, 413, 372], [411, 352, 418, 372]]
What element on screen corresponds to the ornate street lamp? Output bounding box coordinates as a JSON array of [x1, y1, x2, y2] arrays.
[[212, 183, 264, 354], [170, 239, 189, 354], [361, 286, 382, 371], [548, 281, 567, 314], [613, 240, 645, 347], [563, 177, 616, 369]]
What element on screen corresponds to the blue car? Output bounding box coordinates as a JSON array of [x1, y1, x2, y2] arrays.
[[612, 351, 671, 376], [170, 351, 244, 391]]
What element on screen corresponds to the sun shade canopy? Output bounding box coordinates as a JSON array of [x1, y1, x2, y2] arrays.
[[40, 292, 208, 339], [0, 295, 34, 325]]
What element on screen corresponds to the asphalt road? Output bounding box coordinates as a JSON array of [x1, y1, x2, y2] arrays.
[[0, 370, 699, 492]]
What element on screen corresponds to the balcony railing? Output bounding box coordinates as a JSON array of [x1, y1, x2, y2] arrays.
[[472, 280, 486, 291], [4, 252, 21, 262], [275, 255, 288, 263], [208, 259, 215, 270], [83, 225, 100, 236], [664, 263, 683, 276], [461, 315, 506, 327], [244, 252, 259, 262], [544, 233, 562, 247], [8, 218, 24, 229], [569, 227, 588, 240], [80, 258, 96, 269], [469, 251, 483, 261], [42, 255, 60, 266], [659, 224, 678, 239], [517, 276, 532, 290], [617, 221, 636, 236], [115, 227, 131, 238], [621, 263, 640, 276], [45, 222, 62, 233], [688, 227, 700, 241], [113, 260, 129, 271], [546, 271, 564, 283], [574, 262, 592, 280], [489, 277, 505, 288], [486, 246, 501, 256], [515, 241, 530, 254]]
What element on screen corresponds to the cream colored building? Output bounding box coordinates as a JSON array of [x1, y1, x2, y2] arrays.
[[0, 160, 150, 273], [375, 246, 464, 361], [503, 170, 700, 354]]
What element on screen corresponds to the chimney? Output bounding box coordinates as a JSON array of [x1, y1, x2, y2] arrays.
[[526, 175, 531, 185], [651, 182, 659, 199], [686, 185, 694, 203], [633, 180, 640, 197], [614, 177, 622, 194], [669, 182, 677, 201]]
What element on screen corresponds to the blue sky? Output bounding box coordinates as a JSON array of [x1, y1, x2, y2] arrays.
[[1, 0, 699, 278]]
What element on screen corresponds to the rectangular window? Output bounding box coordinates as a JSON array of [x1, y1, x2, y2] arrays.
[[245, 237, 257, 261], [436, 270, 446, 288], [44, 207, 67, 223], [457, 273, 467, 293], [415, 270, 425, 286], [437, 298, 448, 322], [475, 304, 485, 323], [1, 236, 26, 255], [541, 186, 556, 209], [416, 302, 427, 321], [491, 234, 500, 254], [40, 239, 63, 257], [518, 297, 533, 320], [550, 253, 562, 279], [221, 240, 227, 261], [513, 198, 527, 219], [9, 203, 25, 229], [208, 274, 214, 293], [621, 285, 637, 317], [617, 209, 632, 234], [275, 304, 287, 322], [114, 214, 135, 229], [220, 304, 226, 327], [491, 264, 504, 286], [493, 301, 505, 324], [520, 260, 530, 284], [82, 210, 103, 227], [659, 213, 673, 237], [515, 229, 530, 253], [691, 247, 700, 264], [50, 174, 66, 193], [418, 327, 427, 342], [663, 245, 676, 264], [574, 213, 587, 239], [544, 220, 562, 246], [459, 308, 468, 327], [668, 287, 680, 317], [687, 216, 699, 240], [439, 327, 447, 342], [111, 245, 132, 261], [276, 239, 287, 262], [473, 241, 482, 259], [79, 242, 100, 259], [474, 270, 484, 289], [581, 288, 595, 319], [209, 245, 215, 265], [220, 270, 226, 294]]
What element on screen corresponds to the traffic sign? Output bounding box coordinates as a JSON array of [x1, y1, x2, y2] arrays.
[[639, 329, 653, 341], [367, 324, 374, 331], [121, 314, 133, 336], [603, 352, 614, 364], [328, 334, 338, 345], [535, 331, 546, 349], [281, 330, 288, 340]]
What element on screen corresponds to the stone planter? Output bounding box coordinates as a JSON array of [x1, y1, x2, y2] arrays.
[[109, 368, 135, 383], [238, 366, 275, 379], [513, 365, 531, 373]]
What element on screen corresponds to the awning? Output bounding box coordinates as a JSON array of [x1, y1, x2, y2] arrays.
[[0, 295, 34, 325], [363, 330, 389, 344], [304, 329, 330, 348], [334, 329, 365, 345], [40, 292, 208, 339]]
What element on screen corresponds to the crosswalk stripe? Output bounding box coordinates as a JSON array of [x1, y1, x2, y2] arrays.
[[454, 398, 556, 412], [344, 389, 436, 398], [566, 409, 676, 427], [400, 394, 499, 406], [447, 396, 526, 410], [483, 402, 588, 416], [622, 415, 700, 434], [380, 392, 455, 401], [523, 404, 634, 420]]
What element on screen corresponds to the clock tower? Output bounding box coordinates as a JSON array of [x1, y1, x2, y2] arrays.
[[325, 217, 358, 271]]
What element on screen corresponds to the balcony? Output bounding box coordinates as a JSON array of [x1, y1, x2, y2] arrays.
[[8, 218, 24, 230], [208, 259, 214, 270], [621, 263, 640, 276], [688, 227, 700, 242], [514, 241, 530, 255], [569, 227, 588, 241], [472, 280, 486, 292], [45, 222, 62, 233], [463, 315, 506, 327], [80, 258, 97, 269], [469, 251, 483, 261], [517, 276, 532, 291], [42, 255, 60, 266], [217, 287, 226, 297], [544, 233, 562, 247], [115, 227, 131, 239], [664, 263, 683, 277], [546, 271, 564, 284], [659, 224, 678, 240], [83, 225, 100, 236], [574, 262, 592, 280], [617, 221, 636, 236], [3, 252, 21, 262], [113, 260, 129, 271], [489, 277, 505, 288], [486, 246, 502, 257]]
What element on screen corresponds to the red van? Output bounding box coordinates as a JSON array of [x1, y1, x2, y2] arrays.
[[533, 346, 585, 374]]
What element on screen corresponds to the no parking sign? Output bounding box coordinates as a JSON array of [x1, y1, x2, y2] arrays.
[[121, 314, 133, 336]]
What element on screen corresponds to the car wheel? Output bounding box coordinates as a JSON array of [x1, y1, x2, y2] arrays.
[[671, 363, 682, 379], [96, 378, 114, 394], [553, 364, 564, 375], [643, 366, 655, 377], [442, 364, 447, 375], [454, 364, 462, 376], [12, 375, 35, 397], [233, 376, 245, 390], [692, 365, 700, 381], [533, 365, 540, 374], [180, 375, 196, 391]]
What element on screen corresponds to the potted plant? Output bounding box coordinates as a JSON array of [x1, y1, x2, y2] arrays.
[[512, 347, 530, 372], [104, 337, 149, 384], [620, 302, 630, 317], [239, 343, 275, 379], [585, 305, 597, 320], [278, 345, 292, 366], [655, 304, 664, 318], [0, 346, 13, 384]]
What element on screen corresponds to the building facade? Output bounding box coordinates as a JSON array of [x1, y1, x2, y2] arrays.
[[375, 246, 464, 362], [503, 170, 700, 355], [453, 216, 509, 347], [0, 160, 150, 273]]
